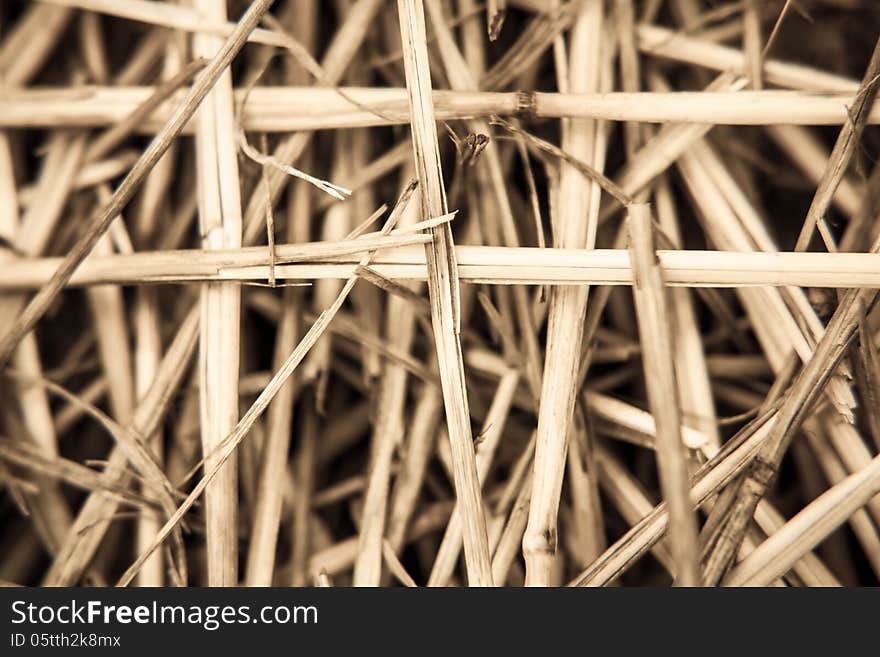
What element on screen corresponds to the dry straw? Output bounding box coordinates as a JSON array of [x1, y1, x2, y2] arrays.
[[2, 0, 880, 589]]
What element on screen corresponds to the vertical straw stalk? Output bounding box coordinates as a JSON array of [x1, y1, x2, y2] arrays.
[[132, 35, 185, 588], [627, 203, 701, 586], [523, 0, 604, 586], [192, 0, 248, 587], [244, 0, 317, 586], [352, 177, 420, 586]]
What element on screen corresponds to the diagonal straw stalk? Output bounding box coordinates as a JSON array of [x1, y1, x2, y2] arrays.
[[115, 186, 438, 587], [793, 35, 880, 251], [725, 453, 880, 587], [423, 0, 542, 400]]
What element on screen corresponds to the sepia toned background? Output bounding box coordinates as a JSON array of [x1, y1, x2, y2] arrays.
[[1, 0, 879, 587]]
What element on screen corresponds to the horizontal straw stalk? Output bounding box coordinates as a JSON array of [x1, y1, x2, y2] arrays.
[[4, 88, 879, 131], [3, 247, 880, 289]]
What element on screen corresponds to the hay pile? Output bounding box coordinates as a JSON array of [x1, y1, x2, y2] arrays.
[[1, 0, 879, 587]]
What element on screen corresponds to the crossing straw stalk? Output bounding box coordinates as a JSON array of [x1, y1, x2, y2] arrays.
[[2, 0, 880, 589]]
